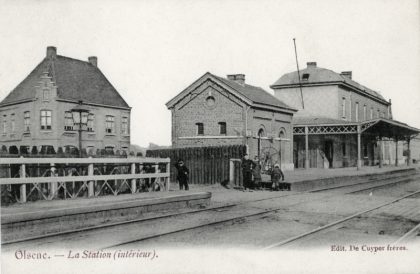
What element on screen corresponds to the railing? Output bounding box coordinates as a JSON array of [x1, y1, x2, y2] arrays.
[[0, 157, 170, 204]]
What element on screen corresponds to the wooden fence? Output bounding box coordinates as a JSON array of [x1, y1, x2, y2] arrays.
[[146, 145, 246, 185], [0, 157, 170, 205]]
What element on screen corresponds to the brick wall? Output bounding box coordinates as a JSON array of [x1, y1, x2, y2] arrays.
[[172, 80, 246, 148]]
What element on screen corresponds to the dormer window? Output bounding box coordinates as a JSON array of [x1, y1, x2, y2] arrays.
[[302, 73, 310, 81]]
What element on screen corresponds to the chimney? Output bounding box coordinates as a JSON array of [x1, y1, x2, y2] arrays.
[[340, 71, 352, 79], [227, 74, 245, 85], [46, 46, 57, 59], [307, 62, 317, 68], [88, 56, 98, 67]]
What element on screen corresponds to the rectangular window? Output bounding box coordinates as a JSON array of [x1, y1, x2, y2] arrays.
[[43, 89, 49, 101], [377, 109, 380, 118], [2, 115, 6, 134], [105, 115, 115, 134], [342, 143, 346, 156], [370, 108, 373, 119], [10, 114, 15, 132], [349, 98, 352, 121], [121, 117, 129, 135], [219, 122, 227, 135], [363, 105, 367, 121], [355, 103, 359, 122], [64, 111, 73, 131], [24, 111, 30, 132], [196, 123, 204, 135], [302, 73, 310, 81], [342, 97, 346, 118], [40, 110, 52, 130], [87, 113, 94, 132]]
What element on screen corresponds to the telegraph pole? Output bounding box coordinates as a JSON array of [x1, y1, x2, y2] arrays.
[[293, 38, 305, 109]]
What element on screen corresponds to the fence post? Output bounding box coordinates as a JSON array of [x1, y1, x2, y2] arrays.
[[49, 163, 57, 199], [131, 162, 136, 193], [154, 163, 160, 191], [229, 159, 235, 185], [166, 161, 170, 191], [19, 156, 26, 203], [88, 157, 94, 197]]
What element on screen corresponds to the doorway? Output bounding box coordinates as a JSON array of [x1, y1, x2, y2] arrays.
[[324, 140, 334, 168]]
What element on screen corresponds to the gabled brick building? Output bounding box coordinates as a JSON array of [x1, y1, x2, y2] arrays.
[[0, 46, 131, 154], [166, 72, 297, 170]]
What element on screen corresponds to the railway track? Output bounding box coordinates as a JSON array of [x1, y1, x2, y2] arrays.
[[262, 188, 420, 249], [3, 171, 420, 249]]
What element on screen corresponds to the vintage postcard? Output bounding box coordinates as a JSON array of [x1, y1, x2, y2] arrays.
[[0, 0, 419, 273]]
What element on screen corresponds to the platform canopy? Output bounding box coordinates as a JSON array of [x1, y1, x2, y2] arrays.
[[292, 116, 420, 170], [293, 117, 420, 140], [360, 118, 420, 140]]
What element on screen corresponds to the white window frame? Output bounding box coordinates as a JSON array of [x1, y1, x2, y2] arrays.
[[64, 111, 73, 131], [40, 110, 52, 130], [10, 114, 15, 132], [24, 111, 30, 132], [121, 116, 129, 135], [87, 113, 95, 132], [105, 115, 115, 134], [355, 102, 359, 122], [341, 97, 346, 118]]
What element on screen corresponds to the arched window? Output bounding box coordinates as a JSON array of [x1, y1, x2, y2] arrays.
[[279, 128, 286, 139], [257, 128, 265, 158]]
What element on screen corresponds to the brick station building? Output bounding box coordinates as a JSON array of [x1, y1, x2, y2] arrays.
[[166, 72, 297, 170], [0, 46, 131, 155], [271, 62, 420, 169]]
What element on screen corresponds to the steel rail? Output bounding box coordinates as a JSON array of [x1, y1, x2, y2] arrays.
[[104, 175, 420, 249], [261, 188, 420, 250], [3, 173, 419, 247], [392, 223, 420, 245]]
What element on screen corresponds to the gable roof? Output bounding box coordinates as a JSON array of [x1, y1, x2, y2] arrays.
[[270, 65, 388, 104], [0, 54, 130, 109], [166, 72, 296, 112]]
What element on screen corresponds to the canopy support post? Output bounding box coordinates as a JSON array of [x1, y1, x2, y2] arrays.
[[357, 126, 361, 170]]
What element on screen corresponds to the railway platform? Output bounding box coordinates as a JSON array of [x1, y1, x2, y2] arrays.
[[1, 191, 211, 243], [264, 165, 418, 191]]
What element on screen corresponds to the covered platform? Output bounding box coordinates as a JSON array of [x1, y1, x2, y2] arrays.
[[293, 117, 420, 169]]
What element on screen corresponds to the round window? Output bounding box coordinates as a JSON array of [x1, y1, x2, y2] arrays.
[[205, 96, 216, 108]]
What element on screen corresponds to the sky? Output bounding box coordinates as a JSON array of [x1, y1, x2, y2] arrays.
[[0, 0, 419, 147]]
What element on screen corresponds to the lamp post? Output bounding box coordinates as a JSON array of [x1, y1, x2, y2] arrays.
[[71, 100, 89, 157]]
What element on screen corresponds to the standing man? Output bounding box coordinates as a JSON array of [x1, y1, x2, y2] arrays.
[[252, 156, 262, 190], [175, 160, 189, 190], [241, 154, 255, 191]]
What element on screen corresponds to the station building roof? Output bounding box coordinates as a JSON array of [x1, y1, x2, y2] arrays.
[[166, 72, 297, 113], [271, 62, 389, 105], [0, 47, 130, 109]]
